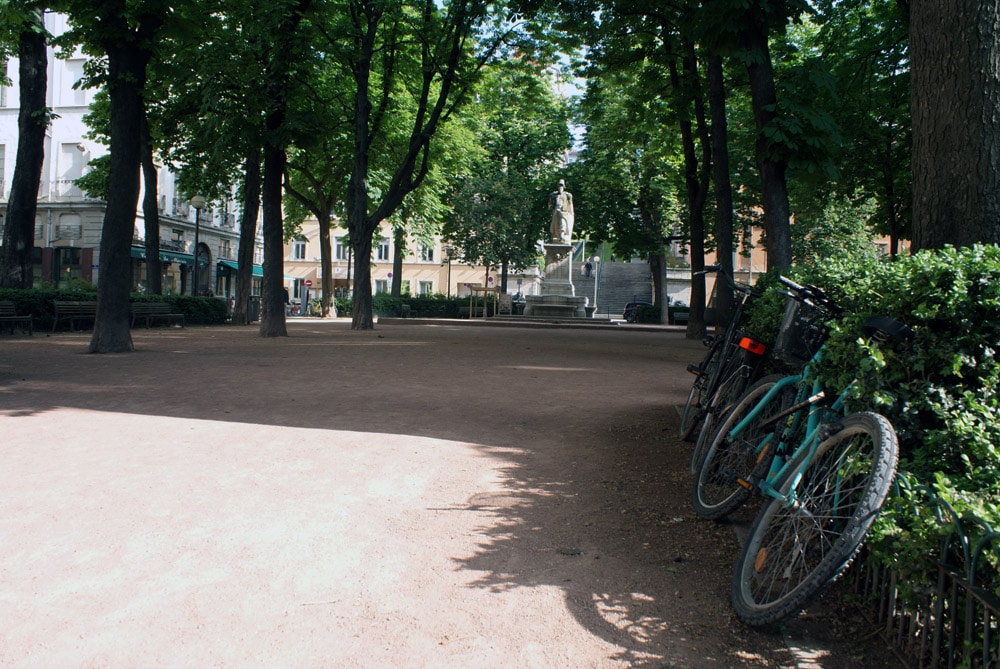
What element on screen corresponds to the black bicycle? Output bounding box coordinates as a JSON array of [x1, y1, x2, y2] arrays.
[[680, 265, 767, 474]]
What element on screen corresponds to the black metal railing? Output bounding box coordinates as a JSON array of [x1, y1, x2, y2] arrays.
[[850, 485, 1000, 668]]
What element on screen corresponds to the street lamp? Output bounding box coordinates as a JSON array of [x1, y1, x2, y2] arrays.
[[189, 195, 206, 296], [443, 246, 454, 298]]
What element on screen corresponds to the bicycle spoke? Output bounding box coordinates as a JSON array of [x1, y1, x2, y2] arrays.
[[732, 413, 898, 626]]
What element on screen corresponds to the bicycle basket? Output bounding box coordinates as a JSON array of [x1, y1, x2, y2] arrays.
[[772, 295, 830, 368]]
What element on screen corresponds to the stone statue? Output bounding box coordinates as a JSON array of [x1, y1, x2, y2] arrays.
[[548, 179, 574, 243]]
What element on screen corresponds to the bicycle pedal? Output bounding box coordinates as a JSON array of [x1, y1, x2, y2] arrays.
[[736, 478, 753, 491], [687, 363, 703, 376]]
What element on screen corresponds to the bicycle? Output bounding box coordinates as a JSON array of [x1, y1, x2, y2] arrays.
[[679, 265, 767, 475], [689, 276, 912, 625]]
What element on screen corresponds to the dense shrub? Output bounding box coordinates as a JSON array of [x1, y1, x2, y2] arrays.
[[338, 294, 473, 319], [0, 288, 227, 328], [744, 246, 1000, 596]]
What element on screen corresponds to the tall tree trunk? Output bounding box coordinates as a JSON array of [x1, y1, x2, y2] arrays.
[[882, 152, 901, 256], [348, 4, 378, 331], [739, 19, 792, 271], [911, 0, 1000, 249], [234, 150, 261, 325], [350, 225, 375, 328], [89, 5, 161, 353], [670, 43, 711, 338], [0, 12, 47, 289], [140, 113, 162, 294], [391, 226, 404, 296], [318, 210, 335, 317], [257, 0, 311, 336], [708, 52, 736, 321], [260, 144, 288, 337]]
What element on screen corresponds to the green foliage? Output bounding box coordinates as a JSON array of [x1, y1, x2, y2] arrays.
[[0, 288, 227, 328], [791, 191, 883, 266], [74, 154, 111, 201], [745, 245, 1000, 606], [333, 293, 506, 319], [443, 61, 572, 273]]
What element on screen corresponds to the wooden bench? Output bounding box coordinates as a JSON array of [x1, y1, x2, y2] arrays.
[[0, 300, 33, 335], [52, 300, 97, 332], [131, 302, 185, 328]]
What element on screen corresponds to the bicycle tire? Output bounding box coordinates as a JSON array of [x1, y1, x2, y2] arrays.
[[731, 412, 898, 626], [689, 358, 760, 475], [691, 374, 791, 518], [679, 337, 724, 441]]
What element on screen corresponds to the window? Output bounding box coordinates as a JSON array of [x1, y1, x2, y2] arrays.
[[419, 244, 434, 262], [60, 59, 88, 106], [55, 247, 83, 288], [0, 61, 7, 107], [376, 238, 390, 261], [0, 145, 5, 194], [293, 241, 306, 260], [419, 280, 434, 296], [400, 280, 411, 296], [220, 239, 232, 259], [58, 143, 86, 197], [374, 279, 388, 294], [335, 236, 350, 260], [55, 213, 82, 240]]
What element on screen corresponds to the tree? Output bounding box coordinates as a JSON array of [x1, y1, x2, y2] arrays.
[[60, 0, 168, 353], [330, 0, 518, 330], [444, 61, 572, 287], [0, 5, 48, 289], [910, 0, 1000, 250], [814, 0, 910, 255]]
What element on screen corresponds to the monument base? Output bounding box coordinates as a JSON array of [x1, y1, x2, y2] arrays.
[[540, 242, 575, 297], [523, 294, 588, 318]]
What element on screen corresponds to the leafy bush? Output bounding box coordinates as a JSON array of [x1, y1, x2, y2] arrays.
[[0, 288, 227, 328], [745, 245, 1000, 598], [343, 294, 474, 318]]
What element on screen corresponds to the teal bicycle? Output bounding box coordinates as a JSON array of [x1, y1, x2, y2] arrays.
[[690, 276, 912, 625]]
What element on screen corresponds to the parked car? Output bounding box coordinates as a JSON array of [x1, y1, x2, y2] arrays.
[[623, 300, 690, 324], [623, 301, 652, 323]]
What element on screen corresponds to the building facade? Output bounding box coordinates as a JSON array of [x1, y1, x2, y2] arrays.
[[282, 218, 543, 309], [0, 13, 263, 298]]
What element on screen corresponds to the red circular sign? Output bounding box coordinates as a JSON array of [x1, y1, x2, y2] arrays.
[[305, 280, 313, 287]]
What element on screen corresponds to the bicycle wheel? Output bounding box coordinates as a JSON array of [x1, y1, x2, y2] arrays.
[[689, 358, 761, 474], [691, 374, 791, 518], [679, 337, 723, 441], [731, 412, 898, 626]]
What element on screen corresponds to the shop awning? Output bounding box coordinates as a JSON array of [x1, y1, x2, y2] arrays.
[[217, 260, 264, 277], [131, 246, 194, 265]]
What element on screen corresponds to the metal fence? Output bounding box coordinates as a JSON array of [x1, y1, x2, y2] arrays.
[[849, 489, 1000, 668]]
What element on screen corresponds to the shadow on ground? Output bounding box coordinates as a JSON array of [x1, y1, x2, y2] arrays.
[[0, 322, 899, 667]]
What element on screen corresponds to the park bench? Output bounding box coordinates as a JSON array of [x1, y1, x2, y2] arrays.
[[52, 300, 97, 332], [0, 300, 33, 335], [130, 302, 185, 328]]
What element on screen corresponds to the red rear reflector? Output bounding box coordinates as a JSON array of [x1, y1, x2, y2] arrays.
[[739, 337, 767, 356]]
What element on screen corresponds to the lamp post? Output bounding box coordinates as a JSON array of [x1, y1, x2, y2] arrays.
[[189, 195, 206, 296], [442, 245, 454, 298]]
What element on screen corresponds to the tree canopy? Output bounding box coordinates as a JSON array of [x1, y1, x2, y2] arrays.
[[4, 0, 1000, 345]]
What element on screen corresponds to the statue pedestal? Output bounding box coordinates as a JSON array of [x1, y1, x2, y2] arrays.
[[523, 242, 588, 318]]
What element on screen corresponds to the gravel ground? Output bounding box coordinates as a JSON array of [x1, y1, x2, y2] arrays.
[[0, 319, 904, 667]]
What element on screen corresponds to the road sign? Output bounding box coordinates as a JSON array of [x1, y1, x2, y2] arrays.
[[305, 280, 313, 287]]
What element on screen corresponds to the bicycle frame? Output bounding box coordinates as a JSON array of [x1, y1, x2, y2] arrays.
[[688, 269, 766, 404], [725, 350, 852, 507]]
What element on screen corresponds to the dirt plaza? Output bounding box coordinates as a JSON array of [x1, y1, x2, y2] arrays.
[[0, 319, 900, 667]]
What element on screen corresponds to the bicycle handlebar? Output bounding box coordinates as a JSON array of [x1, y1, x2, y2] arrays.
[[778, 275, 842, 316], [696, 264, 759, 297]]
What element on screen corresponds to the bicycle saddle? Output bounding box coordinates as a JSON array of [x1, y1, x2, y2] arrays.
[[861, 315, 915, 344]]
